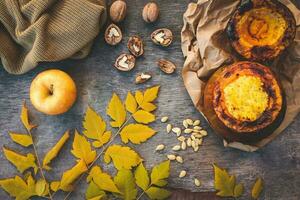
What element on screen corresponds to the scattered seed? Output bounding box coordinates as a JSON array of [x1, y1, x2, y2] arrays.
[[177, 136, 185, 142], [191, 140, 196, 148], [176, 132, 181, 137], [172, 127, 181, 135], [193, 120, 200, 126], [155, 144, 165, 151], [172, 145, 181, 151], [167, 154, 176, 160], [194, 133, 203, 138], [183, 120, 188, 128], [186, 119, 193, 126], [161, 116, 169, 123], [179, 170, 187, 178], [191, 135, 196, 141], [194, 178, 201, 187], [193, 126, 201, 130], [187, 138, 192, 146], [176, 156, 183, 163], [184, 128, 193, 134], [166, 124, 172, 133], [194, 146, 199, 152], [200, 130, 207, 136], [181, 141, 187, 150], [198, 138, 203, 145]]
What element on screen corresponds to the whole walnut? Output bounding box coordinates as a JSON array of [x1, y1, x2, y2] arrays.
[[142, 2, 159, 23], [110, 0, 127, 23]]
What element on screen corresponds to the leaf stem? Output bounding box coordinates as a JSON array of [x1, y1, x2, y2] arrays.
[[62, 111, 136, 200], [25, 127, 53, 200], [137, 183, 152, 200]]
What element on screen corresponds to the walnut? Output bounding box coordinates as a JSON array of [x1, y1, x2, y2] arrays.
[[127, 36, 144, 57], [114, 54, 136, 71], [104, 24, 122, 46], [151, 28, 173, 47], [142, 2, 159, 23], [135, 72, 152, 84], [110, 0, 127, 23], [157, 59, 176, 74]]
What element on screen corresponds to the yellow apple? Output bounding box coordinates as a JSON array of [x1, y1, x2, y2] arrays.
[[30, 69, 77, 115]]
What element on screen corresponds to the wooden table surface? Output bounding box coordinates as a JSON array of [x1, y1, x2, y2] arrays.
[[0, 0, 299, 200]]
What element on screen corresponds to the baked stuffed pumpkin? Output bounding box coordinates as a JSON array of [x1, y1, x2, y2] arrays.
[[203, 62, 286, 143], [227, 0, 296, 61]]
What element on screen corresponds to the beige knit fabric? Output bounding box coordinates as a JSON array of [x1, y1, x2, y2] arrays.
[[0, 0, 106, 74]]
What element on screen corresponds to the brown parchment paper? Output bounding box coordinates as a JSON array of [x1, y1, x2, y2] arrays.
[[181, 0, 300, 152]]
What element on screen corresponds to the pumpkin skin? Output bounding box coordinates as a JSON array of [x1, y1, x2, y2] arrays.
[[227, 0, 296, 61], [203, 62, 286, 143]]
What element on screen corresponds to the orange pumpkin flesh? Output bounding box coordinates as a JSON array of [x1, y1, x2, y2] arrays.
[[203, 62, 285, 143], [227, 0, 296, 61]]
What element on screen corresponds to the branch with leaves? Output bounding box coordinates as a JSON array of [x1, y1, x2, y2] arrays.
[[0, 86, 172, 200]]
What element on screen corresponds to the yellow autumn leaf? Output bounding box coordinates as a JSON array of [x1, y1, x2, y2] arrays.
[[35, 179, 49, 196], [0, 175, 36, 200], [145, 187, 171, 200], [251, 178, 263, 199], [233, 183, 244, 198], [87, 166, 120, 194], [135, 86, 160, 112], [20, 102, 36, 131], [107, 93, 126, 128], [143, 86, 160, 103], [86, 181, 106, 200], [213, 164, 237, 197], [134, 163, 149, 191], [120, 124, 157, 144], [104, 145, 143, 170], [9, 132, 33, 147], [132, 110, 156, 124], [150, 160, 170, 187], [42, 131, 70, 170], [71, 130, 96, 165], [114, 168, 137, 200], [125, 92, 138, 113], [3, 147, 38, 174], [54, 160, 88, 192], [83, 106, 111, 148]]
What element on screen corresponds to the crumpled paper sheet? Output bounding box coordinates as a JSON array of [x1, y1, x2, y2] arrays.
[[181, 0, 300, 152]]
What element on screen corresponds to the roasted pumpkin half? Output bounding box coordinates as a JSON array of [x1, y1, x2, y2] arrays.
[[203, 61, 285, 143], [227, 0, 296, 61]]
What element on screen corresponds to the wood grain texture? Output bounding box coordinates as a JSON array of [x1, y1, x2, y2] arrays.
[[0, 0, 299, 200]]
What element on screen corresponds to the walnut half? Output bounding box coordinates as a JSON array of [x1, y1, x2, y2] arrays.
[[157, 59, 176, 74], [105, 24, 122, 46], [127, 36, 144, 57], [151, 28, 173, 47], [114, 54, 136, 71]]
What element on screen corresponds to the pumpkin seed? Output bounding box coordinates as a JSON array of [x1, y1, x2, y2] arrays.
[[186, 119, 193, 126], [184, 128, 193, 134], [176, 156, 183, 163], [166, 124, 172, 133], [155, 144, 165, 151], [187, 138, 192, 147], [167, 154, 176, 160], [179, 170, 187, 178], [183, 120, 188, 128], [172, 145, 181, 151], [193, 120, 200, 126], [161, 116, 169, 123], [200, 130, 207, 136], [194, 178, 201, 187], [172, 127, 181, 135], [181, 141, 187, 150], [177, 136, 185, 142]]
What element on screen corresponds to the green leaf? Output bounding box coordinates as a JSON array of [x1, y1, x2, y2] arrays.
[[86, 181, 106, 200], [114, 168, 137, 200], [213, 164, 236, 197], [134, 163, 150, 191], [251, 178, 263, 199], [120, 124, 157, 144], [42, 131, 70, 170], [234, 183, 244, 197], [3, 147, 38, 174], [83, 106, 111, 148], [145, 187, 171, 200], [9, 132, 33, 147], [107, 93, 126, 128], [132, 110, 156, 124], [150, 160, 170, 187]]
